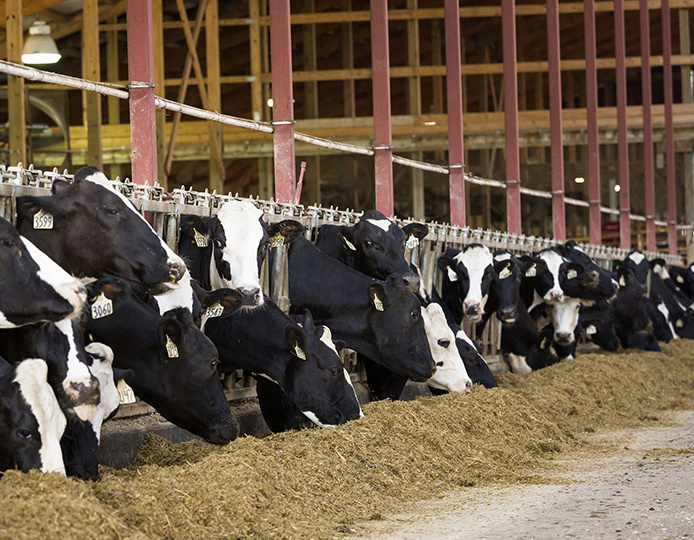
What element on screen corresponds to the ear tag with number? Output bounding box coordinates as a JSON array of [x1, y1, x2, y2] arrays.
[[525, 264, 537, 278], [165, 335, 179, 358], [405, 235, 419, 250], [293, 344, 306, 360], [268, 233, 285, 248], [586, 325, 597, 335], [193, 228, 209, 248], [117, 379, 136, 405], [33, 209, 54, 230], [91, 293, 113, 320], [499, 266, 512, 280], [567, 269, 578, 280], [342, 237, 357, 251], [677, 275, 684, 284], [205, 302, 224, 319], [373, 294, 384, 312], [446, 267, 458, 282]]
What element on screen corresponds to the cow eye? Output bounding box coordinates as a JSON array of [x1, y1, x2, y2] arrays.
[[436, 361, 444, 367], [437, 339, 450, 348], [210, 359, 219, 369], [329, 367, 340, 377], [364, 240, 373, 248], [105, 208, 120, 217], [410, 310, 420, 320], [17, 429, 32, 440], [1, 237, 15, 247], [214, 239, 224, 249]]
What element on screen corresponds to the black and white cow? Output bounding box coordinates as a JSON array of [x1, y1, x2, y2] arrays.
[[285, 236, 436, 381], [520, 247, 587, 311], [16, 166, 186, 296], [438, 244, 495, 323], [579, 299, 620, 352], [178, 201, 305, 306], [0, 216, 86, 328], [314, 210, 428, 292], [668, 263, 694, 300], [486, 250, 521, 325], [85, 277, 238, 444], [612, 264, 661, 352], [558, 241, 618, 301], [198, 287, 363, 429], [60, 343, 132, 480], [0, 357, 66, 474], [647, 259, 694, 339]]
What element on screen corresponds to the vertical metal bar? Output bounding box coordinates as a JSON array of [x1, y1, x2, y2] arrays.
[[502, 0, 521, 235], [127, 0, 158, 186], [547, 0, 566, 242], [269, 0, 296, 203], [614, 0, 631, 250], [370, 0, 394, 217], [584, 0, 602, 246], [640, 0, 656, 253], [445, 0, 466, 227], [662, 0, 678, 255]]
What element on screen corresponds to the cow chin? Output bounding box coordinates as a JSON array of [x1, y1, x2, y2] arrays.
[[464, 313, 482, 323], [204, 417, 240, 445], [147, 280, 181, 296]]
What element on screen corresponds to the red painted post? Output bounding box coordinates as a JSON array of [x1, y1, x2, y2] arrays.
[[502, 0, 521, 236], [662, 0, 678, 255], [614, 0, 631, 250], [584, 0, 601, 246], [444, 0, 465, 227], [640, 0, 656, 253], [547, 0, 566, 242], [269, 0, 296, 203], [127, 0, 158, 186], [370, 0, 394, 217]]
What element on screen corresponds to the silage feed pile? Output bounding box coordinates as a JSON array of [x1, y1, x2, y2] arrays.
[[2, 342, 694, 539]]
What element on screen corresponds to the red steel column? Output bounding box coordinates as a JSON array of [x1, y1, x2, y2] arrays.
[[584, 0, 601, 246], [502, 0, 522, 235], [615, 0, 631, 250], [127, 0, 158, 186], [663, 0, 677, 255], [370, 0, 394, 217], [640, 0, 656, 253], [444, 0, 465, 227], [547, 0, 566, 242], [270, 0, 296, 203]]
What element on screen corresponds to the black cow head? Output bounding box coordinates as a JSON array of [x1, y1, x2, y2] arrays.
[[491, 251, 521, 323], [559, 241, 617, 300], [339, 210, 427, 292], [624, 250, 650, 289]]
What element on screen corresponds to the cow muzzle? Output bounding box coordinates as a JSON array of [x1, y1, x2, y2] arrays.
[[238, 286, 263, 307], [545, 289, 564, 302], [463, 301, 482, 321], [64, 376, 101, 421], [554, 331, 574, 345], [497, 305, 518, 324], [168, 260, 187, 284], [402, 273, 421, 293]]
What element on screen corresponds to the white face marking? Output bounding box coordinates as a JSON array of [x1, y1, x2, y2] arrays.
[[84, 343, 120, 441], [365, 218, 392, 233], [494, 252, 512, 262], [301, 410, 331, 428], [209, 201, 265, 305], [423, 304, 472, 394], [656, 302, 680, 340], [82, 171, 185, 270], [14, 359, 67, 474], [20, 236, 85, 316], [548, 297, 581, 343], [628, 251, 646, 265], [54, 320, 97, 422], [455, 245, 493, 311], [318, 325, 364, 419], [153, 273, 195, 315], [539, 250, 566, 301]]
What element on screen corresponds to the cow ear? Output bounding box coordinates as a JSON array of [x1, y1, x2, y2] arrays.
[[157, 318, 184, 359], [402, 222, 429, 241], [112, 367, 134, 385], [91, 277, 128, 301], [368, 283, 387, 311], [181, 215, 210, 247], [51, 179, 71, 195], [302, 308, 316, 333], [267, 220, 305, 246], [333, 340, 346, 353], [437, 255, 458, 282], [562, 262, 584, 281], [339, 227, 358, 251], [200, 287, 243, 317], [522, 258, 545, 278], [285, 326, 307, 360], [16, 195, 59, 223]]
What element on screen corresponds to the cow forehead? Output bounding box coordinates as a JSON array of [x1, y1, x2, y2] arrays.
[[628, 251, 646, 265], [494, 252, 512, 262], [456, 245, 492, 267], [455, 328, 476, 348], [317, 325, 340, 357], [539, 250, 565, 277], [365, 218, 393, 233], [216, 201, 265, 243]]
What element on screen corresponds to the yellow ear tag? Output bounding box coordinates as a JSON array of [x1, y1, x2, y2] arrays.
[[525, 265, 537, 278], [294, 344, 306, 360], [405, 235, 419, 250], [373, 295, 384, 311], [540, 337, 548, 349], [499, 266, 512, 280], [343, 237, 357, 251], [193, 228, 209, 248], [677, 275, 684, 283], [676, 319, 684, 328], [117, 379, 136, 405], [33, 208, 54, 230], [586, 325, 597, 335], [165, 335, 179, 358], [205, 302, 224, 319], [268, 233, 285, 248], [567, 269, 578, 280], [91, 293, 113, 320], [654, 264, 662, 274], [619, 275, 626, 287]]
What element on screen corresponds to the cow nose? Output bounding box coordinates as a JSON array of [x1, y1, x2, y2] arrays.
[[402, 273, 421, 293], [548, 290, 564, 302], [168, 261, 187, 283], [498, 305, 518, 323], [206, 418, 239, 445], [464, 301, 481, 314], [238, 286, 262, 307], [555, 331, 572, 344]]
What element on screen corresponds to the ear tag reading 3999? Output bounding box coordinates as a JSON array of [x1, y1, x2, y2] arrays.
[[165, 335, 179, 358], [91, 293, 113, 320], [193, 228, 208, 248], [33, 209, 54, 230]]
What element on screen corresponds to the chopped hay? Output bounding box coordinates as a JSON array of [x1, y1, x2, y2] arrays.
[[2, 341, 694, 539]]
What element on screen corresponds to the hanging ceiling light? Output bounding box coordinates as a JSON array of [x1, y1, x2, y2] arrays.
[[22, 21, 61, 65]]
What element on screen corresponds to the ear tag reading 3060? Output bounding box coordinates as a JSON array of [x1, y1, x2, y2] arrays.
[[91, 293, 113, 320], [193, 228, 208, 248], [268, 233, 285, 248], [33, 209, 54, 230], [117, 379, 137, 405], [165, 335, 179, 358], [405, 235, 419, 250], [205, 302, 224, 319]]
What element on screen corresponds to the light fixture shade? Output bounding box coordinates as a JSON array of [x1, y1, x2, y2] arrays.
[[22, 21, 61, 65]]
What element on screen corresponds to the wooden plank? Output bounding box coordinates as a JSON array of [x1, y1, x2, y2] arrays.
[[206, 0, 224, 194], [6, 0, 26, 166], [341, 0, 356, 118], [83, 0, 103, 169]]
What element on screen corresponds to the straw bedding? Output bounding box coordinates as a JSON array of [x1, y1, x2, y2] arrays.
[[2, 341, 694, 539]]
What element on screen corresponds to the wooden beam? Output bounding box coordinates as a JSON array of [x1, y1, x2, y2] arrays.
[[153, 0, 167, 188], [6, 0, 26, 166], [82, 0, 102, 169], [407, 0, 424, 220], [206, 0, 224, 194]]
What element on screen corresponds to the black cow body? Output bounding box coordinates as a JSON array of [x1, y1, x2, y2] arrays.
[[612, 265, 661, 352], [85, 278, 238, 444]]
